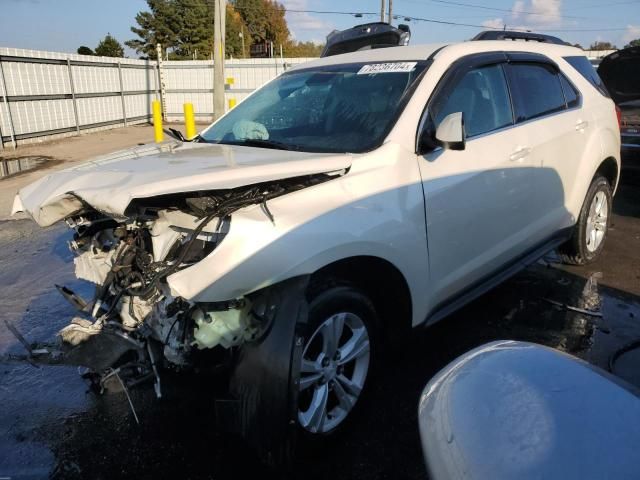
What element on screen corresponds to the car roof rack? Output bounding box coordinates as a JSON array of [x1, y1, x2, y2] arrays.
[[472, 30, 569, 46], [320, 22, 412, 58]]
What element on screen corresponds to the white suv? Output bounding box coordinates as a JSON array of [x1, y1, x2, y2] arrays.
[[12, 38, 620, 463]]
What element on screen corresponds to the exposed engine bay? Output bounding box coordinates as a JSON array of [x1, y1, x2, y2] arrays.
[[6, 173, 333, 400]]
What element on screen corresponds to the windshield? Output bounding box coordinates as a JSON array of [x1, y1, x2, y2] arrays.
[[200, 61, 429, 153]]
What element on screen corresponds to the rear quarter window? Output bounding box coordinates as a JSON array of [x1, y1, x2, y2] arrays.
[[559, 74, 580, 108], [563, 56, 610, 98]]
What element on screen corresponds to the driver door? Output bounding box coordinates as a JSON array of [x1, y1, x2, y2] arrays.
[[418, 58, 539, 313]]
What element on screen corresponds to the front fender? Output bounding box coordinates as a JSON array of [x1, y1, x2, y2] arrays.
[[167, 144, 429, 325]]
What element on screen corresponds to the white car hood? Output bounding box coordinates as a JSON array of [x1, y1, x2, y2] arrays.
[[12, 141, 352, 226]]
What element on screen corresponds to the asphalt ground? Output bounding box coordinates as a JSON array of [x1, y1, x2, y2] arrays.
[[0, 168, 639, 479]]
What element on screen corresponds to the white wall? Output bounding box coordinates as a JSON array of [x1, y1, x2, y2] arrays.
[[0, 47, 317, 148]]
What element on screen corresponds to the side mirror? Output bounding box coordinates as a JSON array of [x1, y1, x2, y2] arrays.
[[434, 112, 466, 151]]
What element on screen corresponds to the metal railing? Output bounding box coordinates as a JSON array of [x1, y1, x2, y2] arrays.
[[0, 48, 316, 149], [0, 53, 159, 148]]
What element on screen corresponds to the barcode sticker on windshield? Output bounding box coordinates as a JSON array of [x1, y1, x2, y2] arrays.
[[357, 62, 417, 75]]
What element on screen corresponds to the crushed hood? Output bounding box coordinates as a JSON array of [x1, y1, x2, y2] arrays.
[[598, 46, 640, 105], [12, 141, 352, 226]]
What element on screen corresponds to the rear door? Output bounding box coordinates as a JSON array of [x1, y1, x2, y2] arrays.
[[503, 56, 586, 240], [417, 54, 538, 310]]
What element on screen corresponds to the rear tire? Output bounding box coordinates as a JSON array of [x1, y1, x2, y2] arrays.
[[297, 283, 378, 438], [558, 175, 612, 265]]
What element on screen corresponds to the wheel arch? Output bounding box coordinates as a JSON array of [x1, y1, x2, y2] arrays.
[[308, 255, 413, 341], [595, 156, 619, 194]]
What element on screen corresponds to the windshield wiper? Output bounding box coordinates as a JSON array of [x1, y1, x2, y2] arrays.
[[167, 127, 202, 143], [217, 139, 301, 151]]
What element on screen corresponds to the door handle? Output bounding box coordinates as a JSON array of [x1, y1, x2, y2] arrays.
[[576, 120, 589, 131], [509, 146, 531, 162]]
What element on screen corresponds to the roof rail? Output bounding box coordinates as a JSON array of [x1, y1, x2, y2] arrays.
[[472, 30, 569, 46]]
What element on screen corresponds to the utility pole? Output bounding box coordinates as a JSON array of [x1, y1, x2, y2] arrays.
[[380, 0, 386, 22], [213, 0, 226, 120], [388, 0, 393, 25]]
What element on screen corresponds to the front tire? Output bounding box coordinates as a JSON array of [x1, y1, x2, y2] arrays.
[[559, 175, 612, 265], [297, 284, 377, 437]]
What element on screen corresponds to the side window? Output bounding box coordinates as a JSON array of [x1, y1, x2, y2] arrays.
[[506, 63, 566, 122], [432, 64, 513, 138], [559, 74, 580, 108], [563, 56, 610, 98]]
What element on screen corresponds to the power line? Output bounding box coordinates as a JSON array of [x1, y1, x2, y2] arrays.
[[283, 9, 633, 33], [231, 6, 377, 16], [536, 27, 631, 32], [378, 11, 632, 33], [412, 0, 590, 19], [567, 0, 640, 9], [276, 9, 515, 30], [393, 14, 515, 30], [184, 4, 633, 35]]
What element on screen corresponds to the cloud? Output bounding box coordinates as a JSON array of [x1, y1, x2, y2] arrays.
[[280, 0, 334, 41], [482, 0, 564, 32], [511, 1, 525, 18], [510, 0, 562, 26], [482, 18, 506, 30], [622, 24, 640, 45]]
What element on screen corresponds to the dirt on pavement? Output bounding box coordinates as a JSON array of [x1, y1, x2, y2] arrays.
[[0, 125, 156, 220]]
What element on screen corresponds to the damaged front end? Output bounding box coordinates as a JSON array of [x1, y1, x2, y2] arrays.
[[6, 174, 333, 397]]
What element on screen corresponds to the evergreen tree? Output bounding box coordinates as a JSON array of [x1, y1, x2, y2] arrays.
[[126, 0, 179, 59], [77, 46, 95, 55], [95, 34, 125, 57], [127, 0, 253, 59], [171, 0, 213, 58]]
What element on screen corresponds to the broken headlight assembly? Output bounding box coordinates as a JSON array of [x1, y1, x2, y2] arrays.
[[4, 173, 335, 396]]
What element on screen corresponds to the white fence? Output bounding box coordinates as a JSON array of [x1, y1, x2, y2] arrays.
[[0, 47, 316, 148]]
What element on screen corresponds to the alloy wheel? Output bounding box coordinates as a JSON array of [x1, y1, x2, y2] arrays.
[[585, 191, 608, 253], [298, 312, 371, 434]]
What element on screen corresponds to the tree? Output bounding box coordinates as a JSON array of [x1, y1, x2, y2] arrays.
[[77, 46, 95, 55], [95, 34, 125, 57], [227, 6, 252, 58], [264, 1, 289, 46], [589, 41, 617, 51], [571, 43, 584, 50], [126, 0, 178, 59], [172, 0, 214, 58], [625, 38, 640, 48], [233, 0, 268, 44], [127, 0, 252, 59], [284, 41, 323, 57], [233, 0, 289, 45]]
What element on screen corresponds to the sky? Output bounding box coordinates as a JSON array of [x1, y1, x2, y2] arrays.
[[0, 0, 639, 57]]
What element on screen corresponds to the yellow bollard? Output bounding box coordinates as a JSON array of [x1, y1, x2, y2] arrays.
[[228, 98, 236, 110], [183, 103, 196, 140], [152, 100, 163, 143]]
